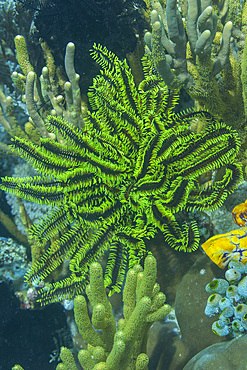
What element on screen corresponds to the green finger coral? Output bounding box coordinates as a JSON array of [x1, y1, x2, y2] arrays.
[[0, 43, 243, 305], [57, 255, 171, 370]]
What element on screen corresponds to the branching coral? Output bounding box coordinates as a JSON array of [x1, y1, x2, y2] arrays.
[[11, 36, 85, 138], [145, 0, 247, 130], [57, 255, 171, 370], [0, 35, 87, 263]]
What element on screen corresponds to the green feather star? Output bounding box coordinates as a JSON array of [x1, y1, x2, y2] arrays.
[[0, 44, 243, 305]]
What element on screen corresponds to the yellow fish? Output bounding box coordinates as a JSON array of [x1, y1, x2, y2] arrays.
[[232, 199, 247, 227], [201, 227, 247, 268]]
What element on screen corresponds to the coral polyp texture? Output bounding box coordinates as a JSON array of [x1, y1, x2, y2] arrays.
[[0, 44, 243, 305]]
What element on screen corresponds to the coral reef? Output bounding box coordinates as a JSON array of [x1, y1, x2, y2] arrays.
[[0, 35, 87, 254], [144, 0, 247, 180], [145, 0, 247, 129], [1, 1, 247, 368], [0, 43, 243, 305], [57, 255, 171, 370]]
